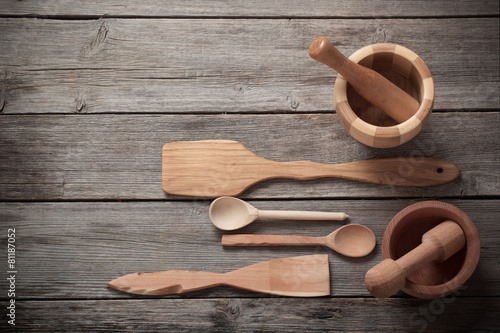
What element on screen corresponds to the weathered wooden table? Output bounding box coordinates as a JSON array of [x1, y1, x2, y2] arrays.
[[1, 1, 499, 332]]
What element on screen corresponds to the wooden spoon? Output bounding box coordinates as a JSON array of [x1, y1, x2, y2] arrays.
[[209, 196, 348, 230], [162, 140, 461, 197], [309, 36, 420, 123], [107, 254, 330, 297], [365, 220, 465, 298], [222, 224, 376, 257]]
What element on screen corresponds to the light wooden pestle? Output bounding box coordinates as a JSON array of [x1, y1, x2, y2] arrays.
[[365, 220, 465, 298], [309, 36, 420, 123]]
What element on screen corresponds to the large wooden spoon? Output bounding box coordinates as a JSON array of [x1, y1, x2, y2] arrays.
[[209, 196, 348, 230], [107, 255, 330, 297], [309, 36, 420, 123], [222, 224, 376, 257], [162, 140, 460, 197]]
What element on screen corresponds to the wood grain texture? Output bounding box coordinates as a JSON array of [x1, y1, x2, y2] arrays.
[[310, 38, 420, 123], [1, 297, 499, 332], [221, 225, 377, 258], [162, 140, 460, 197], [1, 113, 498, 200], [0, 18, 498, 114], [366, 221, 466, 299], [378, 201, 482, 300], [106, 255, 330, 297], [0, 0, 498, 17], [209, 196, 348, 231], [333, 42, 435, 147], [0, 200, 498, 300], [0, 3, 498, 332]]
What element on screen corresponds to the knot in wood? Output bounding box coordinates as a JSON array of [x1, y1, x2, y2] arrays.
[[286, 93, 301, 110], [90, 22, 109, 51], [215, 299, 241, 320], [76, 95, 86, 113], [311, 307, 343, 320], [0, 93, 5, 113]]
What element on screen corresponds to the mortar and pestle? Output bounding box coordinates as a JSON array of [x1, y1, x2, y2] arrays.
[[365, 201, 480, 299], [309, 36, 434, 148]]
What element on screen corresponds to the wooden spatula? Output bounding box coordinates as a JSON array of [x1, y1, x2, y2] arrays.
[[162, 140, 460, 197], [107, 255, 330, 297]]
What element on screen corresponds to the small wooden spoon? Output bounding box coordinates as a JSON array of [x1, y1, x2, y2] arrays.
[[222, 224, 376, 257], [309, 36, 420, 123], [209, 196, 348, 230]]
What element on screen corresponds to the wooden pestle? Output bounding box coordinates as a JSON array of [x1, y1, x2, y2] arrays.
[[309, 36, 420, 123], [365, 220, 465, 298]]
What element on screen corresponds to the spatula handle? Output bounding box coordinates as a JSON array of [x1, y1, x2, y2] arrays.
[[258, 210, 348, 221], [309, 36, 419, 123], [271, 157, 460, 187], [106, 270, 223, 296], [222, 234, 324, 247]]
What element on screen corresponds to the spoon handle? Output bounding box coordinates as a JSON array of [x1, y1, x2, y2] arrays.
[[258, 210, 348, 221], [222, 234, 325, 247]]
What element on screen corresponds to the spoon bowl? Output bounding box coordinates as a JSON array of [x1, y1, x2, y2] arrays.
[[328, 224, 377, 257], [210, 197, 348, 230], [209, 197, 258, 230]]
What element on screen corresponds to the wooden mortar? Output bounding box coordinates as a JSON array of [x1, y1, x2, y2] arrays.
[[334, 43, 434, 148], [376, 201, 480, 299]]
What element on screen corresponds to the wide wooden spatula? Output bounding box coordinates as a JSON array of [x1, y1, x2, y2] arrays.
[[162, 140, 460, 197], [107, 255, 330, 297]]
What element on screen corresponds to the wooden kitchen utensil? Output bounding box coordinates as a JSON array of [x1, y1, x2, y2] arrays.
[[378, 201, 480, 299], [162, 140, 460, 197], [309, 36, 419, 123], [365, 220, 465, 298], [107, 255, 330, 297], [222, 224, 376, 257], [209, 196, 348, 230]]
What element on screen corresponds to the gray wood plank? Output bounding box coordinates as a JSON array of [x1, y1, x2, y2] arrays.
[[0, 18, 498, 114], [0, 0, 498, 17], [0, 200, 498, 299], [0, 113, 498, 200], [1, 297, 499, 332]]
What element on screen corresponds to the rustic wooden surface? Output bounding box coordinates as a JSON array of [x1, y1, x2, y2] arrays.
[[0, 1, 499, 332]]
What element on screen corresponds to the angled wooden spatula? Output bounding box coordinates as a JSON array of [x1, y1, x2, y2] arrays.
[[107, 255, 330, 297], [162, 140, 460, 197]]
